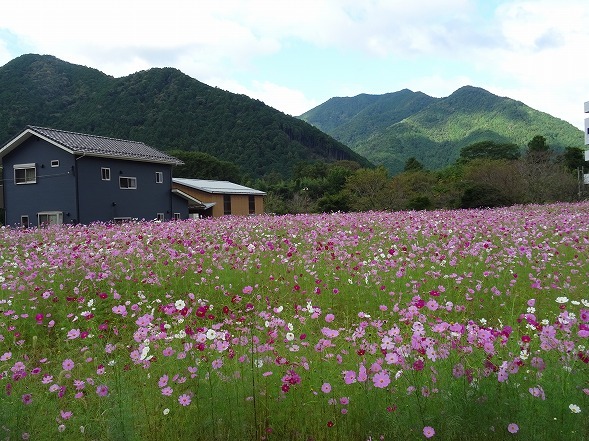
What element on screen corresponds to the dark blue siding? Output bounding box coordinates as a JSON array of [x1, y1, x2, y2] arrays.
[[3, 137, 77, 226], [76, 156, 176, 223]]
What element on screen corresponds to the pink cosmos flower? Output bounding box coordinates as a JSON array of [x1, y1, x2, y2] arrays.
[[321, 382, 332, 393], [343, 370, 356, 384], [62, 359, 75, 371], [372, 371, 391, 389], [423, 426, 435, 438], [325, 313, 335, 323], [96, 385, 108, 397], [161, 387, 173, 396], [158, 375, 168, 388], [21, 394, 32, 405], [178, 394, 191, 406], [60, 410, 73, 420], [507, 423, 519, 434]]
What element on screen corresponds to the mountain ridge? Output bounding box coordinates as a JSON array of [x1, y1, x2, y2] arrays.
[[299, 85, 583, 174]]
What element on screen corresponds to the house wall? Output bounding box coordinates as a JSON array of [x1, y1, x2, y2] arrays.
[[3, 137, 78, 226], [76, 156, 177, 223], [171, 183, 264, 217]]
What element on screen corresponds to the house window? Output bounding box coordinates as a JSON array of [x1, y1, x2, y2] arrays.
[[51, 160, 59, 167], [119, 176, 137, 189], [113, 217, 131, 224], [155, 171, 163, 183], [20, 215, 29, 228], [38, 211, 63, 226], [223, 194, 232, 215], [14, 163, 36, 184], [249, 195, 256, 214], [101, 168, 111, 181], [156, 213, 165, 221], [173, 213, 181, 220]]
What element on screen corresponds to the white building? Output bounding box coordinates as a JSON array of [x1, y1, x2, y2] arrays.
[[585, 102, 589, 184]]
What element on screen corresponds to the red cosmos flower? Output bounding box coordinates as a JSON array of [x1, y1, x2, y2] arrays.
[[521, 335, 531, 343], [327, 421, 334, 427]]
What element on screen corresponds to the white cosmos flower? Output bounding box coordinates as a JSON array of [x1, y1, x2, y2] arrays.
[[556, 297, 569, 304], [206, 329, 217, 340], [175, 300, 186, 310], [285, 332, 295, 341], [569, 404, 581, 413]]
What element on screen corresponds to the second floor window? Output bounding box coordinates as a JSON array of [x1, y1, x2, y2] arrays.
[[101, 167, 111, 181], [14, 163, 36, 184], [155, 171, 163, 183], [119, 176, 137, 189]]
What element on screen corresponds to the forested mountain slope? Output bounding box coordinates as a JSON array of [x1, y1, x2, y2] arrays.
[[300, 86, 583, 174], [0, 54, 371, 177]]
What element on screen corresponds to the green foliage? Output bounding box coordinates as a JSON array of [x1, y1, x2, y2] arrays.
[[527, 135, 550, 153], [403, 156, 425, 172], [344, 167, 391, 211], [459, 140, 521, 162], [169, 150, 242, 182], [558, 147, 589, 170], [460, 183, 513, 208]]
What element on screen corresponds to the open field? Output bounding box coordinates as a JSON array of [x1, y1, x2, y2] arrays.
[[1, 203, 589, 440]]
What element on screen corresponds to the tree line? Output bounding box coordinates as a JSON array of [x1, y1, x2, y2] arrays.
[[241, 136, 588, 214]]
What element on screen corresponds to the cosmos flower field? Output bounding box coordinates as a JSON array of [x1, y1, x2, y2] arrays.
[[1, 202, 589, 440]]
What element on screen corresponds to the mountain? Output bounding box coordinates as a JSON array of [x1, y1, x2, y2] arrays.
[[299, 86, 584, 174], [0, 54, 371, 178]]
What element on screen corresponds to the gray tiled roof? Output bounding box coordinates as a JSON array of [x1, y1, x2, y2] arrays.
[[27, 126, 183, 165]]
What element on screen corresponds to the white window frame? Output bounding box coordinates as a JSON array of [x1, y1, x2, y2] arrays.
[[119, 176, 137, 189], [173, 212, 181, 220], [51, 160, 59, 167], [155, 171, 163, 184], [14, 163, 36, 184], [101, 167, 111, 181], [37, 211, 63, 226], [156, 213, 165, 221], [113, 217, 132, 224], [20, 215, 29, 228]]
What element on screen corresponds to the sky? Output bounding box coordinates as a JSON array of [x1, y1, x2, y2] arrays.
[[1, 0, 587, 130]]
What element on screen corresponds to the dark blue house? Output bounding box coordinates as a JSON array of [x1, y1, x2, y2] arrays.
[[0, 126, 190, 226]]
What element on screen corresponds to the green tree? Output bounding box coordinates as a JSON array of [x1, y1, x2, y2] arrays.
[[527, 135, 550, 154], [344, 167, 391, 211], [459, 141, 521, 163], [558, 147, 588, 171], [403, 157, 425, 172]]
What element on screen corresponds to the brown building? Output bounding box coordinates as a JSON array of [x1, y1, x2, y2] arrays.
[[172, 178, 265, 218]]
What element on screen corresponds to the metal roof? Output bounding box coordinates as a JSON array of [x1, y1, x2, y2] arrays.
[[173, 178, 266, 195], [0, 126, 183, 165]]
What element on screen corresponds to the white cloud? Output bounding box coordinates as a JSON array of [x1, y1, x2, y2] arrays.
[[0, 0, 587, 129]]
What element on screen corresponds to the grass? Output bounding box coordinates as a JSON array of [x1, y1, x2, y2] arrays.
[[1, 202, 589, 440]]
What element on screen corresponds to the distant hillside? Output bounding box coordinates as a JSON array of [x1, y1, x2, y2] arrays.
[[0, 54, 371, 178], [299, 86, 584, 174]]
